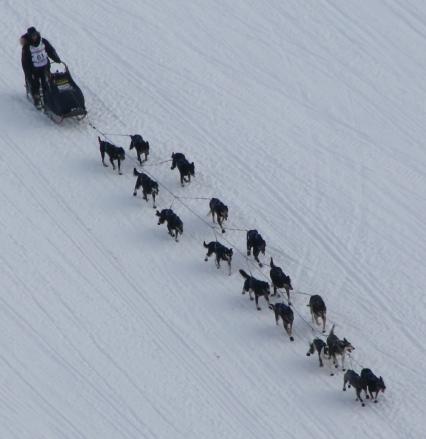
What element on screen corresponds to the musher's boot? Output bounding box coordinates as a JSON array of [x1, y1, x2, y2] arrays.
[[33, 94, 42, 109]]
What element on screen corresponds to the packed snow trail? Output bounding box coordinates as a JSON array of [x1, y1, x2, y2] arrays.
[[1, 1, 426, 438]]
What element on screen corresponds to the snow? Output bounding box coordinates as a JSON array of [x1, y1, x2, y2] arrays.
[[1, 1, 426, 438]]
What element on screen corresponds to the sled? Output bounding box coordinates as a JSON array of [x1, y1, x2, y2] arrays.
[[26, 62, 87, 123]]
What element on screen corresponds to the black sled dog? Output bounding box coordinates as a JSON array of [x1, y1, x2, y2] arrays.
[[307, 295, 327, 333], [269, 257, 293, 304], [203, 241, 233, 275], [129, 134, 149, 165], [133, 168, 159, 208], [306, 338, 329, 367], [360, 368, 386, 403], [343, 370, 366, 407], [239, 269, 270, 310], [156, 209, 183, 242], [269, 302, 294, 341], [209, 198, 228, 233], [326, 324, 354, 375], [246, 230, 266, 267], [98, 136, 125, 174], [171, 152, 195, 187]]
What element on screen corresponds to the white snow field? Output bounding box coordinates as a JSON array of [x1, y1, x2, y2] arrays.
[[1, 1, 426, 438]]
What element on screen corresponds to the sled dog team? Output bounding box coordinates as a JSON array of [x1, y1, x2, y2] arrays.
[[98, 135, 386, 407]]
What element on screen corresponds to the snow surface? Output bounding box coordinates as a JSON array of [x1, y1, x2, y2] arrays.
[[1, 1, 426, 438]]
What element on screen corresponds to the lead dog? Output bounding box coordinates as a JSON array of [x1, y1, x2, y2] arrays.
[[98, 136, 125, 174], [343, 370, 366, 406], [129, 134, 149, 165], [269, 258, 293, 304], [360, 368, 386, 403], [246, 230, 266, 267], [269, 303, 294, 341], [308, 295, 327, 333], [239, 269, 270, 310], [326, 324, 354, 375], [133, 168, 159, 208], [156, 209, 183, 242], [203, 241, 233, 275], [306, 338, 329, 367], [209, 198, 228, 233]]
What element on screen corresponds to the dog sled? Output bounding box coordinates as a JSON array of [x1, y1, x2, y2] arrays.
[[26, 62, 87, 123]]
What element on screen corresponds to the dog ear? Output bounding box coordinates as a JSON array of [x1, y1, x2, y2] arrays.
[[155, 210, 160, 216], [171, 152, 174, 158]]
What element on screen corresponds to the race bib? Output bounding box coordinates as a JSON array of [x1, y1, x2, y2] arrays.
[[30, 42, 48, 68]]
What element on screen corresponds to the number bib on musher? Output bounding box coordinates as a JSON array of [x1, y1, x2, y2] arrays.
[[30, 41, 48, 68]]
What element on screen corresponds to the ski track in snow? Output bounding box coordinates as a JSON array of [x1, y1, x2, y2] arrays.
[[1, 1, 426, 438]]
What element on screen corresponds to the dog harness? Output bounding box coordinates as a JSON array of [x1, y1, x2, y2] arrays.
[[30, 40, 48, 68]]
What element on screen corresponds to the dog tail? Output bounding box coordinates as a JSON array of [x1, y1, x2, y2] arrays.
[[203, 241, 209, 248], [133, 168, 140, 177], [239, 269, 250, 279], [330, 324, 336, 336], [270, 257, 275, 268]]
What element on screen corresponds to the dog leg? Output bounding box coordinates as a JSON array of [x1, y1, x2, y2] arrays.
[[330, 355, 337, 376], [133, 186, 138, 196], [341, 353, 346, 372], [343, 377, 347, 391], [109, 157, 115, 170], [254, 252, 262, 267], [255, 295, 261, 311], [356, 389, 365, 406], [218, 217, 224, 233], [204, 253, 210, 262], [228, 260, 231, 276], [215, 256, 220, 269], [152, 193, 156, 209], [100, 149, 108, 167], [285, 322, 294, 342], [286, 288, 291, 305], [322, 314, 326, 333]]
